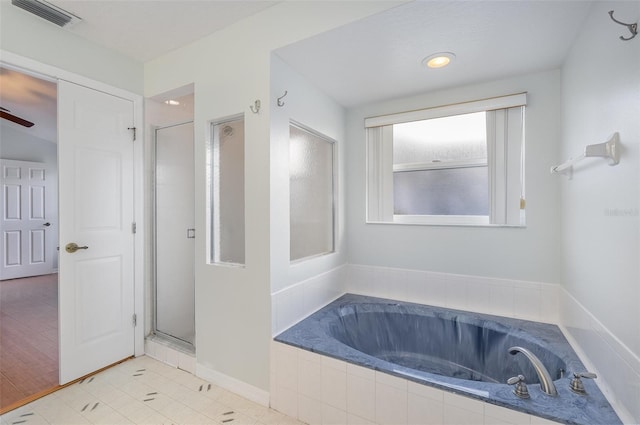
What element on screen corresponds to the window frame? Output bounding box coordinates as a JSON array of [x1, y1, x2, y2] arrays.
[[289, 120, 338, 263], [208, 113, 246, 266], [366, 93, 526, 227]]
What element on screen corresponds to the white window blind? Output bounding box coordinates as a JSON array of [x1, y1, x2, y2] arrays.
[[366, 93, 526, 226]]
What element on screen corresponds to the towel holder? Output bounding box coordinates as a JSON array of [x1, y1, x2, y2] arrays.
[[551, 132, 620, 177]]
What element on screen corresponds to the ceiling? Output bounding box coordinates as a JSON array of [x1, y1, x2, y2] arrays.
[[275, 0, 594, 107], [0, 67, 57, 143], [2, 0, 595, 142], [48, 0, 279, 62]]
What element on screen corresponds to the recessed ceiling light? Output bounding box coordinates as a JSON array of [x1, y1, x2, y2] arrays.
[[422, 52, 456, 69], [164, 99, 180, 106]]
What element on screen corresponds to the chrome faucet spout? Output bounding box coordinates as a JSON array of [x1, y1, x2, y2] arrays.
[[508, 346, 558, 396]]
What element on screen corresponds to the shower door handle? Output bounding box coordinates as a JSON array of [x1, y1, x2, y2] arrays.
[[187, 229, 195, 239]]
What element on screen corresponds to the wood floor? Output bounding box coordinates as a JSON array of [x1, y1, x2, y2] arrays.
[[0, 274, 58, 410]]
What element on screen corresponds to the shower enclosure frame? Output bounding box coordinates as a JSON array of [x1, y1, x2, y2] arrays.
[[151, 121, 196, 352]]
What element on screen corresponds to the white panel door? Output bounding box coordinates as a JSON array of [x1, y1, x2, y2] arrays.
[[58, 80, 135, 384], [0, 159, 55, 280]]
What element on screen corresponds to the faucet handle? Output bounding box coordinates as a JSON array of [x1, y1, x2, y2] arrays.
[[570, 371, 597, 395], [507, 374, 524, 385], [507, 375, 530, 399]]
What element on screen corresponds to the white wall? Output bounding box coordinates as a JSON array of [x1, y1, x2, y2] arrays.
[[144, 1, 405, 396], [0, 1, 143, 94], [270, 55, 347, 291], [560, 1, 640, 422], [269, 55, 348, 336], [561, 0, 639, 362], [346, 69, 562, 284], [0, 124, 56, 164]]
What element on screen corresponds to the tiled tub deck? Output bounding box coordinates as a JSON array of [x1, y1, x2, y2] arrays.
[[271, 294, 621, 425]]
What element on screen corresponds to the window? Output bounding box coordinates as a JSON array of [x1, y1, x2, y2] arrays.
[[210, 115, 245, 264], [289, 123, 336, 261], [366, 93, 526, 226]]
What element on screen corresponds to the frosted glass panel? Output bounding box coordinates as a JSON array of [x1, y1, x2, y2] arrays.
[[393, 112, 487, 163], [211, 117, 245, 264], [394, 167, 488, 215], [290, 124, 335, 261], [155, 122, 195, 345]]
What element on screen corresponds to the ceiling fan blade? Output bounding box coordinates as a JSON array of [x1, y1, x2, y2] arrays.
[[0, 110, 34, 127]]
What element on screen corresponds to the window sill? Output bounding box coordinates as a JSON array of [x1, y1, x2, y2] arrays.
[[366, 214, 526, 228], [394, 214, 489, 226]]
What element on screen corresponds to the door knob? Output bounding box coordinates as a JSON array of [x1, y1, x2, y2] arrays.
[[43, 222, 51, 227], [65, 243, 88, 253]]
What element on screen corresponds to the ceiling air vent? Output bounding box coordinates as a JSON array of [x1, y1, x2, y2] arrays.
[[12, 0, 81, 28]]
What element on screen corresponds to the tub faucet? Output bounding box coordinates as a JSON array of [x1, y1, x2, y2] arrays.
[[508, 346, 558, 396]]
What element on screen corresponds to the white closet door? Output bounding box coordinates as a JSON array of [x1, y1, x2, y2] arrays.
[[0, 159, 55, 280], [57, 80, 136, 383]]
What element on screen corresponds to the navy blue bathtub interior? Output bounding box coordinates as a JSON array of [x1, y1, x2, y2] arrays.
[[275, 294, 621, 425]]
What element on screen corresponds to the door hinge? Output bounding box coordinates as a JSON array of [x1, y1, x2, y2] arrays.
[[132, 222, 137, 234], [132, 314, 137, 327], [128, 126, 137, 141]]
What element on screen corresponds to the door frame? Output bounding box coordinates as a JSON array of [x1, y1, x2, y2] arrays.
[[0, 50, 145, 359]]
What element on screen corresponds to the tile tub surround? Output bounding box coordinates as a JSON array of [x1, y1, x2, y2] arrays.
[[273, 294, 621, 425], [346, 265, 560, 325], [273, 264, 633, 422], [560, 290, 640, 424], [271, 341, 564, 425], [272, 264, 559, 339]]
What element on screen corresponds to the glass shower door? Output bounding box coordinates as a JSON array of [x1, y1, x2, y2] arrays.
[[154, 122, 195, 347]]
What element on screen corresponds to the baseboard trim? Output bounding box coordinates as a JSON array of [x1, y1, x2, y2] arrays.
[[196, 363, 270, 407]]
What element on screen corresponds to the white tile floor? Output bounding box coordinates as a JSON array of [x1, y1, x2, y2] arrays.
[[0, 356, 304, 425]]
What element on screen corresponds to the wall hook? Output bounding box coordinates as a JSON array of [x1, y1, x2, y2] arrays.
[[277, 91, 288, 107], [250, 99, 261, 114], [608, 10, 638, 41]]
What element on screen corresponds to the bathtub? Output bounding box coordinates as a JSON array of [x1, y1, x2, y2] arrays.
[[274, 294, 621, 425]]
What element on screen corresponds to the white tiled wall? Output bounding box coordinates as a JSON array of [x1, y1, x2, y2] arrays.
[[560, 290, 640, 424], [346, 265, 560, 324], [270, 341, 562, 425], [272, 266, 346, 335], [272, 264, 560, 338]]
